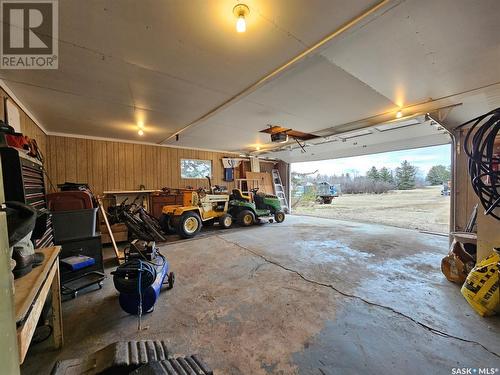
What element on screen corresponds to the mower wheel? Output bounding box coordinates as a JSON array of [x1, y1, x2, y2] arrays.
[[178, 211, 202, 238], [166, 272, 175, 290], [238, 210, 255, 226], [274, 211, 285, 223], [219, 213, 233, 229]]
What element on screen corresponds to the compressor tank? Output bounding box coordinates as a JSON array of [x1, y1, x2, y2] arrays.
[[118, 259, 169, 315]]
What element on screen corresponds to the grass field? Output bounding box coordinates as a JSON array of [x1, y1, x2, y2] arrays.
[[292, 185, 450, 233]]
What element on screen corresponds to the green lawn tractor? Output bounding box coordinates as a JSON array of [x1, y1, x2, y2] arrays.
[[229, 188, 285, 226]]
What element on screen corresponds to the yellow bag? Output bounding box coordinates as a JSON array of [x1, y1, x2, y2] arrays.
[[461, 251, 499, 317]]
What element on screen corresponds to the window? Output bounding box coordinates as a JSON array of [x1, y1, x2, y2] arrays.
[[180, 159, 212, 179]]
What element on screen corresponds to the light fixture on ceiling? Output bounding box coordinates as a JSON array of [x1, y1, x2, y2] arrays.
[[256, 145, 261, 151], [137, 120, 145, 136], [396, 110, 403, 119], [233, 4, 249, 33]]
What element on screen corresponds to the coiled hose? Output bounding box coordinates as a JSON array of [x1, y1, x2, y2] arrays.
[[457, 107, 500, 220], [112, 259, 157, 294]]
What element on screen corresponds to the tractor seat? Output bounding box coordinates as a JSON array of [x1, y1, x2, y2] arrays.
[[232, 189, 251, 202]]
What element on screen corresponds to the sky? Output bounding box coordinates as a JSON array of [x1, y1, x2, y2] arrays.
[[291, 144, 451, 177]]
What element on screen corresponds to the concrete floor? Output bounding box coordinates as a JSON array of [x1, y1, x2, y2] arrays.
[[22, 215, 500, 374]]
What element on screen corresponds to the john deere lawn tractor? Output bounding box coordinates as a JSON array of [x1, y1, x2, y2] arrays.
[[160, 179, 232, 238], [229, 188, 285, 226]]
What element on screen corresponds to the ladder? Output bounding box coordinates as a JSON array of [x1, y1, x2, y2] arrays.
[[271, 169, 289, 213]]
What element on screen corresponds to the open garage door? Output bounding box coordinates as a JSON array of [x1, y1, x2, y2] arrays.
[[263, 114, 451, 163], [290, 140, 452, 234]]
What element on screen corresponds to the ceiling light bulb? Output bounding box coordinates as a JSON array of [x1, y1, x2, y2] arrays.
[[396, 110, 403, 119], [256, 145, 261, 151], [236, 15, 246, 32], [233, 4, 249, 33], [138, 129, 144, 136]]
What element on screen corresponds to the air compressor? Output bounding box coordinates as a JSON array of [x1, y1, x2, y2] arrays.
[[112, 240, 174, 318]]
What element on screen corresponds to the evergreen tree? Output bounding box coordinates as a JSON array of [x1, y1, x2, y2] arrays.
[[426, 165, 451, 185], [366, 166, 379, 181], [395, 160, 417, 190], [379, 167, 393, 183]]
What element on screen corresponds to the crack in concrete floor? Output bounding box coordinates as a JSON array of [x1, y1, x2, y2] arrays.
[[215, 235, 500, 359]]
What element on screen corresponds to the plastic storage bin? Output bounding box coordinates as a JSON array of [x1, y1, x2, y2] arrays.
[[51, 208, 98, 243]]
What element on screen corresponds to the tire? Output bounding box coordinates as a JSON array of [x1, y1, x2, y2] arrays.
[[178, 211, 202, 238], [166, 272, 175, 290], [159, 214, 176, 234], [238, 210, 255, 226], [274, 211, 285, 223], [219, 213, 233, 229]]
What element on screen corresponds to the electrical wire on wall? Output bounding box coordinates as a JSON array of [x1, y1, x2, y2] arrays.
[[457, 107, 500, 220]]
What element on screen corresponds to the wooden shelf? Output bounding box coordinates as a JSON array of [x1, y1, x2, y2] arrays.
[[103, 189, 159, 194], [14, 247, 59, 323], [450, 232, 477, 245], [14, 246, 63, 363]]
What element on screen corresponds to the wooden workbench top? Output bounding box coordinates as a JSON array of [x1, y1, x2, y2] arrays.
[[14, 246, 60, 324], [103, 190, 159, 194]]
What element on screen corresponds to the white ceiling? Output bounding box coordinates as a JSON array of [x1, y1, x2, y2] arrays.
[[2, 0, 500, 163]]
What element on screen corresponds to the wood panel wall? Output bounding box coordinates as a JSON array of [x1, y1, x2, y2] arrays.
[[0, 87, 47, 158], [45, 135, 243, 195], [453, 129, 479, 231]]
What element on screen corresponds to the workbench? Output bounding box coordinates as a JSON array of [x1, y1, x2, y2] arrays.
[[103, 189, 158, 212], [102, 189, 184, 219], [14, 246, 63, 363]]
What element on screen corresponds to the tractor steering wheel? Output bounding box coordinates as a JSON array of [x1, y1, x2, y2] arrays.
[[197, 188, 206, 199]]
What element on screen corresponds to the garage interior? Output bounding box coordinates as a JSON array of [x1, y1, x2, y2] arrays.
[[1, 0, 499, 374]]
